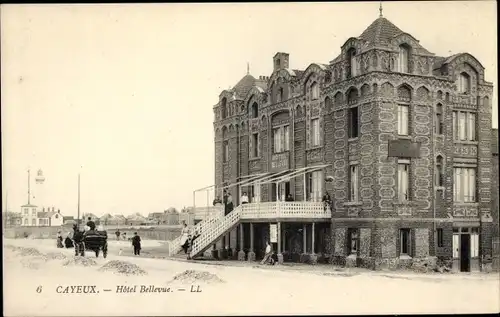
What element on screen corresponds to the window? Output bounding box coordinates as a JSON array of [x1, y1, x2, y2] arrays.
[[273, 128, 281, 153], [435, 156, 444, 187], [434, 104, 443, 135], [283, 125, 290, 151], [437, 228, 444, 247], [277, 87, 284, 103], [348, 107, 359, 138], [252, 133, 259, 157], [471, 228, 479, 258], [223, 141, 229, 163], [453, 167, 476, 202], [311, 82, 320, 100], [251, 102, 258, 118], [307, 171, 323, 202], [275, 58, 280, 69], [348, 49, 357, 77], [347, 228, 359, 255], [349, 164, 359, 202], [251, 184, 261, 203], [24, 208, 28, 214], [272, 126, 290, 153], [398, 105, 409, 135], [400, 229, 411, 255], [453, 111, 476, 141], [398, 45, 410, 73], [221, 98, 227, 119], [398, 159, 410, 201], [311, 118, 320, 146], [24, 219, 28, 225], [31, 219, 36, 226], [458, 72, 470, 94]]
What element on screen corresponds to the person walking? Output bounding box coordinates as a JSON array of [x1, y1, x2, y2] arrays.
[[132, 232, 141, 256], [260, 241, 272, 265], [115, 229, 121, 240]]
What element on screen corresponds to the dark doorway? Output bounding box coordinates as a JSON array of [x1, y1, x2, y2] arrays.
[[460, 234, 471, 272]]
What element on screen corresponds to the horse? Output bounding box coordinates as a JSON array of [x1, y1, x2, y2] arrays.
[[72, 224, 85, 256]]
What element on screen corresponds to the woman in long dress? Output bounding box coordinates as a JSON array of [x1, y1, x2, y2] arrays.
[[180, 221, 190, 253]]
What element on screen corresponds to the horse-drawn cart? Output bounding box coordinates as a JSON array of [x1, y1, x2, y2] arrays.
[[73, 225, 108, 258]]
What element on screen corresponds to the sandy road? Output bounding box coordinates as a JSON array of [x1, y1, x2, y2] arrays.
[[3, 238, 499, 316]]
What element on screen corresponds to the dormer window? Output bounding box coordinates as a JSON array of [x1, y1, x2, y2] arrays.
[[275, 58, 281, 69], [311, 82, 319, 100], [348, 48, 357, 77], [221, 98, 227, 119], [251, 102, 259, 118], [458, 72, 471, 94], [277, 87, 284, 103], [398, 44, 410, 73]]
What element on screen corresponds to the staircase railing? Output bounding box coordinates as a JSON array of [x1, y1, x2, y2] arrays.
[[189, 206, 242, 258], [167, 207, 224, 256]]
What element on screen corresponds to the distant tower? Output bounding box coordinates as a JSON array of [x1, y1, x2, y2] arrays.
[[34, 169, 46, 208]]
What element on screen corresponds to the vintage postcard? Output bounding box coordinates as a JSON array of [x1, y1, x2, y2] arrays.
[[2, 1, 499, 316]]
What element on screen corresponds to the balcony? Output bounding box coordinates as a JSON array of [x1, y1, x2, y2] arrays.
[[240, 201, 331, 221]]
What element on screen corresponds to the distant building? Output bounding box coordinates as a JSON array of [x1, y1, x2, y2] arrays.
[[37, 209, 63, 226], [63, 216, 75, 225], [21, 204, 38, 226], [109, 214, 127, 226], [3, 212, 22, 227]]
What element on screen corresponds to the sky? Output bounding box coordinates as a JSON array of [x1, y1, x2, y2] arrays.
[[1, 1, 497, 217]]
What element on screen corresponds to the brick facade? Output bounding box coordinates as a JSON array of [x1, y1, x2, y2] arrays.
[[211, 15, 497, 269]]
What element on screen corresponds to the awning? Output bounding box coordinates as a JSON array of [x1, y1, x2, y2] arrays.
[[243, 164, 330, 187], [193, 172, 269, 193]]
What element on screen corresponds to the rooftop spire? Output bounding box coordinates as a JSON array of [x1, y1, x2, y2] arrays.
[[379, 1, 383, 17], [247, 62, 250, 75]]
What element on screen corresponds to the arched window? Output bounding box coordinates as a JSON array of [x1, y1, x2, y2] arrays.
[[435, 155, 444, 187], [277, 87, 284, 103], [434, 103, 443, 135], [398, 44, 410, 73], [348, 48, 357, 77], [251, 102, 259, 118], [458, 72, 471, 94], [311, 82, 319, 100], [221, 98, 227, 119]]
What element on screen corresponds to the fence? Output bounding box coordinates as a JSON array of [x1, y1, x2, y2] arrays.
[[3, 225, 183, 241]]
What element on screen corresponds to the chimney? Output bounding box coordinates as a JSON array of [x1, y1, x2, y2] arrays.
[[273, 52, 290, 72], [52, 207, 55, 212], [58, 209, 60, 213]]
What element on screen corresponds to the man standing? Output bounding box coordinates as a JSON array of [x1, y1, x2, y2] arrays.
[[131, 232, 141, 256], [86, 217, 96, 231]]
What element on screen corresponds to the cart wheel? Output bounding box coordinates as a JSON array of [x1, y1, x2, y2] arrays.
[[103, 243, 108, 259], [80, 242, 86, 256]]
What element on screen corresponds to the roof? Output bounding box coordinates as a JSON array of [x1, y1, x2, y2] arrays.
[[292, 69, 305, 79], [37, 211, 57, 218], [358, 17, 405, 46], [331, 16, 432, 64], [232, 74, 258, 98], [63, 216, 74, 221], [21, 204, 37, 207]]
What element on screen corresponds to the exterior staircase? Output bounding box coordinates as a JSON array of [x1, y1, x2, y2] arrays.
[[167, 208, 223, 256], [189, 205, 242, 259]]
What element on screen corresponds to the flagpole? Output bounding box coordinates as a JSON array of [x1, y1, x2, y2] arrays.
[[77, 173, 81, 229]]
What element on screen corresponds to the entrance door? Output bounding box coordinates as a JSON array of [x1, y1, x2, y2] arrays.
[[279, 181, 290, 201], [460, 234, 471, 272]]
